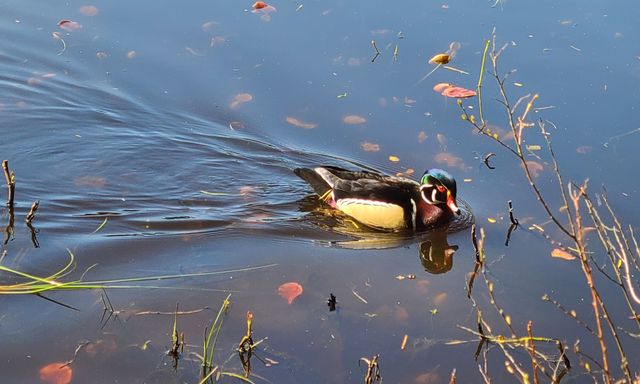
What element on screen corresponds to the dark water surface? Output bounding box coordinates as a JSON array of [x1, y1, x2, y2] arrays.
[[1, 1, 640, 383]]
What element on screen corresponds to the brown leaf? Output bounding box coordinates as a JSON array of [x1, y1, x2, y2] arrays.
[[360, 141, 380, 152], [417, 131, 428, 143], [522, 160, 544, 177], [79, 5, 98, 16], [230, 93, 253, 109], [434, 152, 465, 170], [551, 248, 576, 261], [343, 115, 366, 125], [428, 53, 450, 65], [433, 292, 447, 306], [74, 176, 106, 189], [286, 116, 317, 129], [576, 145, 593, 154]]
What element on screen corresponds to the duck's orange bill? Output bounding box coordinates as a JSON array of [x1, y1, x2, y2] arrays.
[[447, 192, 460, 215]]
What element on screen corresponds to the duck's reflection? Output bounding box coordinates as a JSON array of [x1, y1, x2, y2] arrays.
[[418, 230, 458, 274], [298, 196, 466, 275]]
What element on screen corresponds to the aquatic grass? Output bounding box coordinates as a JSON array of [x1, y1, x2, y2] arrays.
[[0, 249, 277, 295], [197, 295, 256, 384]]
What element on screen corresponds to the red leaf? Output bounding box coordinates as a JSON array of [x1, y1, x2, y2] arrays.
[[278, 282, 303, 304], [441, 86, 476, 98], [39, 363, 72, 384], [253, 1, 268, 9]]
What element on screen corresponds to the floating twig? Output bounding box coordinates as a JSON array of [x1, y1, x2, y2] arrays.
[[483, 153, 496, 170], [61, 341, 93, 368], [352, 288, 368, 304], [370, 40, 380, 63]]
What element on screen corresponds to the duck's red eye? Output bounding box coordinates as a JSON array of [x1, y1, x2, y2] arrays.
[[436, 185, 446, 193]]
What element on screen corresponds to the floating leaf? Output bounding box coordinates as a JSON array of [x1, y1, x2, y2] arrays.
[[252, 1, 268, 9], [230, 93, 253, 109], [201, 21, 218, 31], [388, 155, 400, 162], [551, 248, 576, 261], [74, 175, 106, 188], [527, 144, 542, 151], [361, 142, 380, 152], [278, 282, 303, 304], [523, 160, 544, 177], [39, 363, 72, 384], [127, 50, 137, 59], [428, 53, 450, 65], [417, 131, 428, 143], [343, 115, 366, 125], [286, 116, 317, 129], [79, 5, 98, 16], [576, 145, 593, 154], [441, 86, 476, 98], [433, 292, 447, 306], [432, 82, 452, 93], [58, 20, 82, 32], [434, 152, 465, 169], [487, 217, 497, 223], [251, 1, 277, 17]]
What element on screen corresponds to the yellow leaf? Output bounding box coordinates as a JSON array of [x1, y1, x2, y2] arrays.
[[487, 217, 497, 223], [388, 155, 400, 162], [428, 53, 450, 65], [551, 248, 576, 261]]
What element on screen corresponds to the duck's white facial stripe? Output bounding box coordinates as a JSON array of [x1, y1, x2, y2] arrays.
[[410, 198, 417, 229], [420, 185, 445, 204]]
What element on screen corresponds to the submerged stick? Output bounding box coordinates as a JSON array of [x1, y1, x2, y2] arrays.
[[2, 160, 15, 207]]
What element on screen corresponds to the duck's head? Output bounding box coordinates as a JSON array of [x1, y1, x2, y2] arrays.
[[419, 169, 460, 215]]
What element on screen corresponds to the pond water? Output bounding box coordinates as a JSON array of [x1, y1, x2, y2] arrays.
[[1, 1, 640, 383]]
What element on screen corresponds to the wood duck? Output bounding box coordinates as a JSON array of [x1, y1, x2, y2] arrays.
[[294, 166, 460, 231]]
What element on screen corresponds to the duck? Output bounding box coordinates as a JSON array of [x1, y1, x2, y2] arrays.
[[294, 166, 460, 231]]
